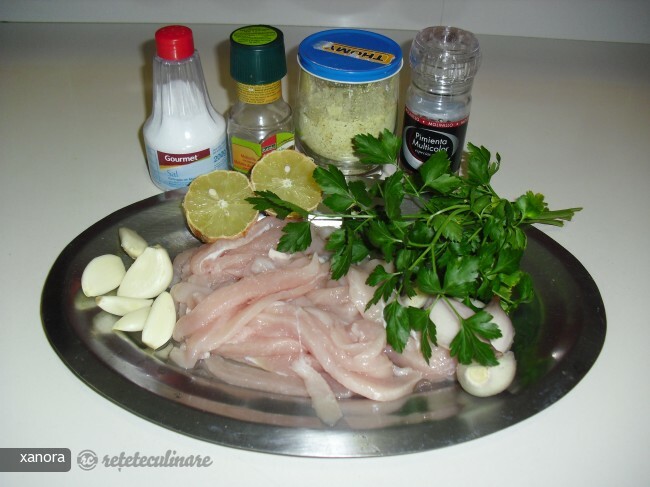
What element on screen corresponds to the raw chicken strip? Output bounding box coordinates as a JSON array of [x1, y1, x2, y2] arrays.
[[173, 254, 324, 341], [189, 217, 286, 275], [291, 356, 343, 426], [173, 256, 328, 367], [295, 308, 424, 402]]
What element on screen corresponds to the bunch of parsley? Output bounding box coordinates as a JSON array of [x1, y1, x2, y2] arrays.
[[247, 131, 581, 366]]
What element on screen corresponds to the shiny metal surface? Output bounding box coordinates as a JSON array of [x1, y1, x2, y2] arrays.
[[41, 189, 606, 457]]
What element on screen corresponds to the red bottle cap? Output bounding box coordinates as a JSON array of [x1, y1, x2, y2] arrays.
[[155, 25, 195, 60]]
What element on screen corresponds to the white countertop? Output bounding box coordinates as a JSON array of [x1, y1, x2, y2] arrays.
[[1, 22, 649, 486]]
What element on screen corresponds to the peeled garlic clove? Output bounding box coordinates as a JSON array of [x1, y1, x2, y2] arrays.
[[141, 291, 176, 350], [112, 306, 150, 332], [81, 254, 126, 297], [119, 227, 148, 259], [117, 246, 173, 299], [456, 351, 517, 397], [96, 295, 152, 316]]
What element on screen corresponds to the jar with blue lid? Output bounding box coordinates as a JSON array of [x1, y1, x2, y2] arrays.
[[295, 29, 403, 175]]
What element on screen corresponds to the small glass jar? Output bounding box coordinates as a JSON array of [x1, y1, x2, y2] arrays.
[[227, 25, 294, 175], [295, 29, 403, 175]]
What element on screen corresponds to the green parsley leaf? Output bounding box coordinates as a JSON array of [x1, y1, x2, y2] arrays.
[[313, 165, 349, 197], [395, 248, 417, 272], [432, 214, 464, 242], [246, 190, 308, 219], [324, 228, 345, 253], [428, 174, 463, 195], [491, 247, 523, 275], [350, 236, 370, 264], [330, 245, 351, 281], [329, 227, 353, 280], [277, 221, 312, 253], [416, 266, 443, 295], [407, 305, 433, 333], [366, 264, 399, 306], [515, 191, 547, 220], [367, 220, 398, 262], [406, 306, 436, 361], [419, 152, 463, 195], [450, 310, 501, 366], [348, 180, 374, 208], [407, 221, 435, 245], [466, 143, 501, 186], [443, 256, 480, 297], [382, 170, 405, 220], [327, 224, 369, 280], [384, 301, 411, 353], [419, 151, 450, 183], [322, 193, 356, 212], [353, 129, 401, 165], [466, 144, 493, 186]]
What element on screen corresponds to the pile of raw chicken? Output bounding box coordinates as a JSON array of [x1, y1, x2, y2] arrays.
[[168, 217, 461, 425]]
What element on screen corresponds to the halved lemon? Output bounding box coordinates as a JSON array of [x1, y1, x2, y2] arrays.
[[250, 150, 322, 213], [182, 170, 258, 242]]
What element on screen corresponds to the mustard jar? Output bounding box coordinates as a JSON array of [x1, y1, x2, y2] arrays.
[[295, 29, 403, 175]]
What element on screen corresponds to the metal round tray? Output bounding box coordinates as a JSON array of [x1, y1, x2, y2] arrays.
[[41, 189, 606, 457]]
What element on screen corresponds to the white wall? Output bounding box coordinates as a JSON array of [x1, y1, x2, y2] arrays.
[[1, 0, 648, 44]]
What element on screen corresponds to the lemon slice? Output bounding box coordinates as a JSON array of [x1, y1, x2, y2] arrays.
[[250, 150, 322, 213], [182, 170, 259, 242]]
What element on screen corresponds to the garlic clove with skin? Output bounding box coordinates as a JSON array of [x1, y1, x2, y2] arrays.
[[456, 351, 517, 397], [119, 227, 148, 259], [117, 246, 173, 299], [484, 298, 515, 353], [428, 298, 475, 349], [81, 254, 126, 297], [141, 291, 176, 350], [398, 288, 431, 309]]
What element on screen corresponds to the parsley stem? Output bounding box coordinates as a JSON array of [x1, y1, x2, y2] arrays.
[[427, 204, 470, 224], [309, 213, 374, 222], [406, 206, 468, 276]]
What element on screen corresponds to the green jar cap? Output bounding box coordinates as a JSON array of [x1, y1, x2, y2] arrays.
[[230, 25, 287, 85]]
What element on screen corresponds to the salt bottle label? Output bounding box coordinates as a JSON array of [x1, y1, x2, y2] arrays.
[[401, 107, 469, 173], [146, 139, 228, 191]]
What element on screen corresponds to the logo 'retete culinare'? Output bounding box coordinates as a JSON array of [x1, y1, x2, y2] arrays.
[[77, 450, 98, 471]]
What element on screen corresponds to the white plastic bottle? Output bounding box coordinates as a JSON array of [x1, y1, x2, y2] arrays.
[[143, 25, 228, 191]]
